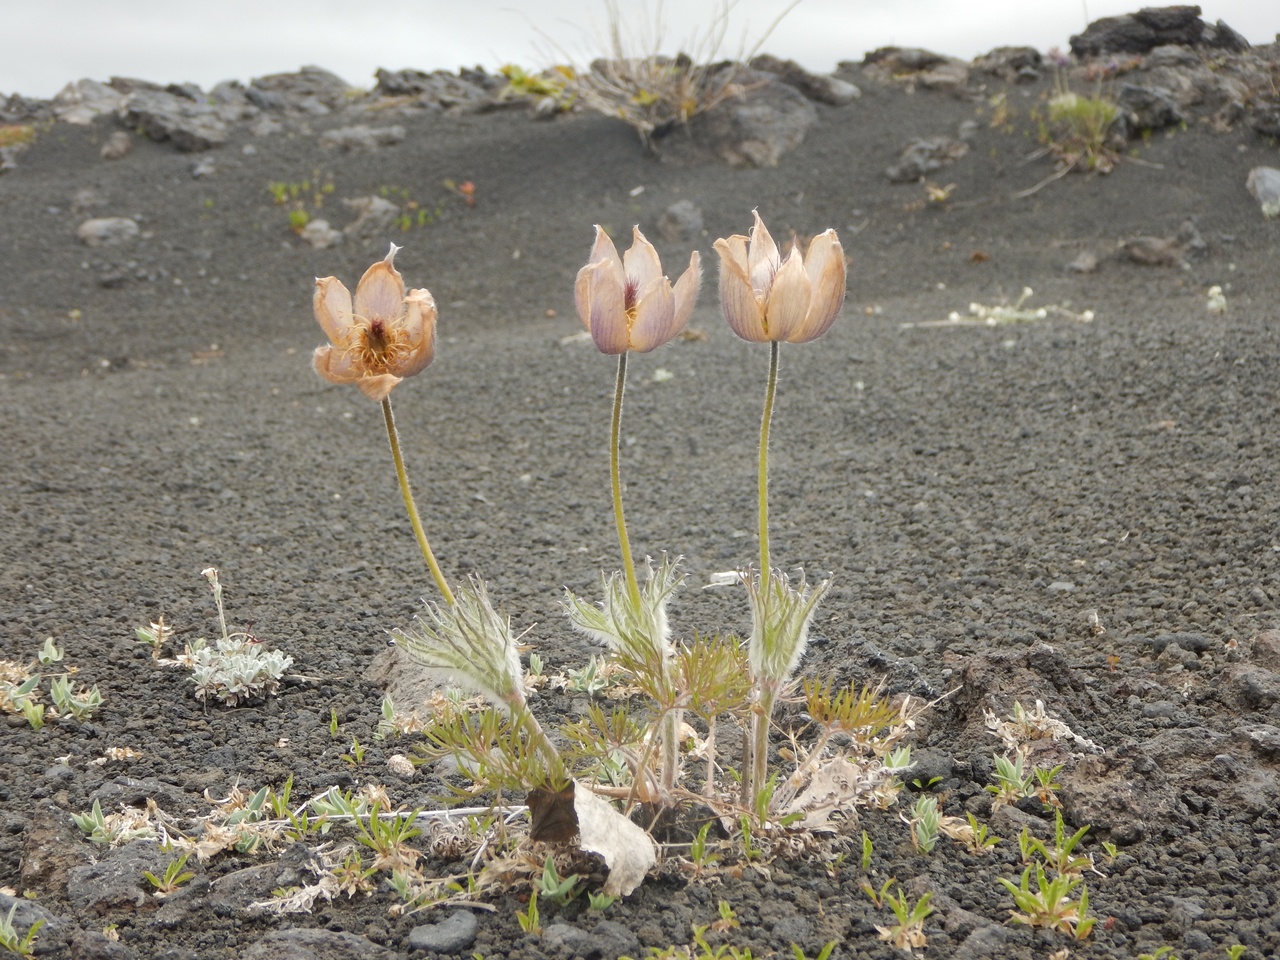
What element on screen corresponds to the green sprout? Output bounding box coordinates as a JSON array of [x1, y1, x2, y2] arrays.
[[876, 887, 934, 953], [0, 904, 43, 958], [36, 638, 63, 666], [1000, 863, 1096, 939], [516, 887, 541, 935], [534, 855, 580, 906], [142, 851, 196, 895]]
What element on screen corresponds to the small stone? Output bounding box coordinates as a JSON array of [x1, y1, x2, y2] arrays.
[[1046, 581, 1075, 593], [1246, 167, 1280, 218], [318, 125, 406, 150], [190, 156, 217, 178], [299, 219, 342, 249], [100, 131, 133, 160], [658, 199, 703, 242], [407, 910, 478, 953], [77, 217, 140, 246], [1067, 251, 1099, 273]]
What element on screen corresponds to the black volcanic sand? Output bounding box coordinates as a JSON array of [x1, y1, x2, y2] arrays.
[[2, 55, 1280, 960]]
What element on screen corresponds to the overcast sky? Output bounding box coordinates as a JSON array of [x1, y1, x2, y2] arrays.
[[3, 1, 1274, 99]]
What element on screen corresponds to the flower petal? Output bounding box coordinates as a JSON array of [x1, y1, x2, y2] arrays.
[[628, 277, 676, 352], [670, 250, 702, 335], [313, 344, 359, 385], [575, 227, 625, 333], [714, 236, 767, 341], [622, 226, 663, 292], [355, 373, 403, 402], [313, 276, 354, 345], [763, 250, 811, 342], [391, 287, 437, 378], [579, 260, 629, 354], [747, 210, 780, 295], [353, 243, 406, 323], [792, 229, 845, 342]]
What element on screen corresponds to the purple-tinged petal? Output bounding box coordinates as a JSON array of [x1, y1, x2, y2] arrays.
[[622, 226, 663, 292], [763, 250, 811, 342], [792, 230, 845, 342], [313, 276, 354, 345], [581, 261, 629, 354], [747, 210, 780, 295], [714, 236, 767, 341], [628, 278, 677, 352], [354, 245, 406, 323], [588, 225, 624, 276], [670, 250, 702, 335]]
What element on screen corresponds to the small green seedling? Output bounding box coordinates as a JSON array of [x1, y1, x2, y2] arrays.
[[135, 616, 172, 658], [791, 943, 837, 960], [1000, 863, 1096, 939], [861, 830, 874, 870], [517, 887, 541, 935], [588, 891, 617, 912], [36, 638, 63, 666], [0, 903, 43, 957], [535, 855, 580, 906], [142, 851, 196, 895], [49, 676, 103, 721], [876, 888, 934, 953], [907, 794, 942, 853]]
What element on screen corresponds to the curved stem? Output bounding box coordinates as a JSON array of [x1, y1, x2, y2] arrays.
[[611, 352, 642, 608], [382, 397, 455, 606], [758, 340, 780, 575]]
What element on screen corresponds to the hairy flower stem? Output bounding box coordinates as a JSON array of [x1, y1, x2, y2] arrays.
[[758, 340, 780, 575], [382, 397, 455, 606], [611, 353, 642, 608], [749, 686, 778, 807], [610, 352, 679, 796]]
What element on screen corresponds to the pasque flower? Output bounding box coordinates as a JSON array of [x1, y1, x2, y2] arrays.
[[713, 210, 845, 343], [575, 225, 701, 354], [313, 243, 437, 401]]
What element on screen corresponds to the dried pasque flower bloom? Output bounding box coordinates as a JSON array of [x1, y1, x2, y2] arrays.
[[312, 243, 437, 401], [575, 225, 701, 354], [713, 210, 845, 343]]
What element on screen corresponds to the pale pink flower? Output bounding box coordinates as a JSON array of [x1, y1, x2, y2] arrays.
[[574, 225, 701, 354], [312, 243, 437, 401], [713, 211, 845, 343]]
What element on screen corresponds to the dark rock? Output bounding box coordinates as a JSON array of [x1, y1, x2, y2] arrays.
[[861, 47, 970, 90], [654, 70, 817, 168], [972, 46, 1043, 82], [749, 54, 860, 105], [1117, 81, 1186, 130], [407, 910, 478, 953], [51, 79, 126, 124], [886, 136, 969, 183], [1070, 6, 1250, 57], [123, 89, 228, 151], [1060, 745, 1183, 844], [373, 68, 495, 108], [69, 928, 140, 960], [248, 65, 352, 114], [542, 920, 642, 959], [1151, 632, 1212, 653], [1218, 663, 1280, 710], [241, 928, 398, 960], [21, 800, 84, 894], [67, 841, 171, 915], [952, 921, 1027, 960], [164, 82, 204, 102]]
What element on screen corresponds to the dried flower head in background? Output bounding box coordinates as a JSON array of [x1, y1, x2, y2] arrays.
[[575, 225, 701, 354], [714, 210, 845, 343], [312, 243, 437, 401]]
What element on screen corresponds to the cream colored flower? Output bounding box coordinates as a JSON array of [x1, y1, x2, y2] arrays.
[[312, 243, 436, 401], [574, 225, 701, 354], [713, 211, 845, 343]]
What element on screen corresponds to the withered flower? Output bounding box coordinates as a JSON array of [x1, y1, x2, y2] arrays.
[[713, 210, 845, 343], [575, 225, 701, 354], [312, 243, 436, 401]]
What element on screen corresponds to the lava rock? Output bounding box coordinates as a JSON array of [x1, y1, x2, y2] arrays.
[[749, 54, 861, 105], [77, 217, 140, 246], [1246, 167, 1280, 218], [886, 136, 969, 182], [407, 910, 478, 953]]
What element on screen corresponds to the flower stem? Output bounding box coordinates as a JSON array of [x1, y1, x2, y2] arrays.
[[758, 340, 780, 575], [382, 397, 455, 606], [611, 352, 642, 609]]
